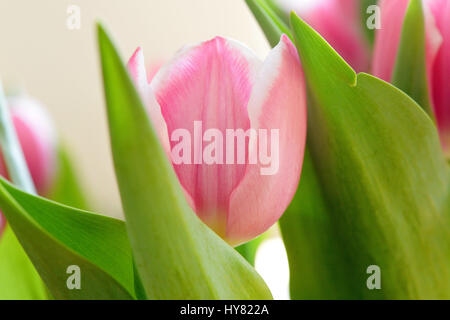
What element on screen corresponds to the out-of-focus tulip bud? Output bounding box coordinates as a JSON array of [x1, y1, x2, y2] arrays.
[[275, 0, 370, 72], [0, 96, 57, 237], [372, 0, 450, 155], [127, 35, 307, 245]]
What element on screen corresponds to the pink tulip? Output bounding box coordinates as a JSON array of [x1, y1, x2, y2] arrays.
[[372, 0, 450, 155], [276, 0, 370, 72], [127, 35, 307, 245], [0, 96, 57, 238]]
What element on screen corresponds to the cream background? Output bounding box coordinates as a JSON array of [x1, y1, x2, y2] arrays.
[[0, 0, 269, 217]]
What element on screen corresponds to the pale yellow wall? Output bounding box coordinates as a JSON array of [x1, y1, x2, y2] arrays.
[[0, 0, 269, 217]]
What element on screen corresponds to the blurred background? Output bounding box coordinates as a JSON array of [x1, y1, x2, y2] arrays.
[[0, 0, 269, 217]]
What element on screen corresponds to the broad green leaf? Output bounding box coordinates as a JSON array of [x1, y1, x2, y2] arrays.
[[97, 23, 272, 300], [392, 0, 434, 117], [0, 177, 136, 299], [246, 0, 450, 299], [245, 0, 292, 47], [0, 226, 47, 299], [290, 12, 450, 299], [279, 149, 361, 299], [47, 145, 89, 210]]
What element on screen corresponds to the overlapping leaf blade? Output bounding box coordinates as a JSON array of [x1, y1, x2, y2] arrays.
[[0, 226, 47, 299], [246, 0, 450, 299], [280, 150, 357, 299], [0, 144, 94, 299], [290, 12, 450, 299], [0, 177, 136, 299]]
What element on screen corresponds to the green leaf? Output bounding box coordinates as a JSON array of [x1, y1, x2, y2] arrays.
[[290, 12, 450, 299], [97, 22, 272, 300], [246, 0, 450, 299], [245, 0, 292, 47], [0, 226, 47, 299], [48, 145, 89, 210], [361, 0, 379, 46], [0, 177, 136, 299], [264, 0, 290, 26], [235, 233, 266, 266], [280, 149, 359, 299], [392, 0, 434, 118]]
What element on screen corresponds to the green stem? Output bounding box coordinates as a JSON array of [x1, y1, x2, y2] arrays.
[[0, 81, 36, 194]]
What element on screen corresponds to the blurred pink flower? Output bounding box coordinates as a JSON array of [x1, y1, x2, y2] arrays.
[[372, 0, 450, 155], [128, 35, 307, 245], [0, 96, 57, 237], [276, 0, 370, 72]]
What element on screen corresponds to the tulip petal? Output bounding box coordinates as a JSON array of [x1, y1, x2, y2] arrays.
[[151, 37, 262, 234], [127, 48, 170, 153], [227, 35, 307, 244]]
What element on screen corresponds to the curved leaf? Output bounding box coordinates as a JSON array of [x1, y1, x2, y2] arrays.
[[245, 0, 292, 47], [0, 226, 47, 299], [279, 149, 359, 299], [0, 177, 136, 299], [290, 12, 450, 299]]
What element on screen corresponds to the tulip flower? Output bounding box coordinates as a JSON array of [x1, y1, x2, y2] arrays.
[[0, 96, 57, 237], [275, 0, 370, 72], [127, 35, 307, 245], [372, 0, 449, 154]]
